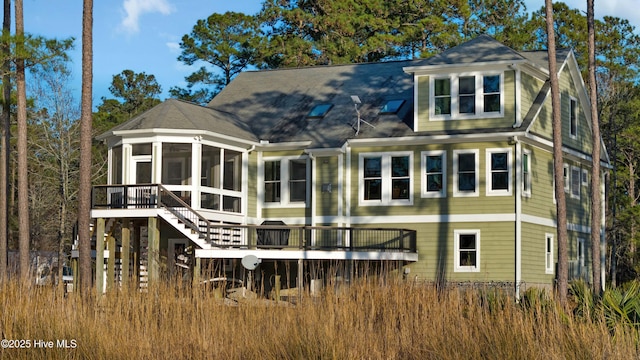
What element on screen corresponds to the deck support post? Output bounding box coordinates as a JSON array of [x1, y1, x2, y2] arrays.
[[95, 217, 105, 296], [121, 219, 130, 291], [107, 234, 115, 292], [147, 216, 160, 285], [133, 223, 140, 289], [192, 257, 201, 288], [297, 258, 303, 301]]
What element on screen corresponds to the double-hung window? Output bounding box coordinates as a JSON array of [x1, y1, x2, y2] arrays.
[[430, 72, 503, 120], [263, 157, 309, 206], [453, 150, 478, 197], [569, 97, 578, 139], [360, 152, 413, 205], [421, 151, 446, 198], [570, 166, 581, 199], [546, 234, 554, 274], [454, 230, 480, 272], [522, 149, 531, 197], [486, 148, 512, 196]]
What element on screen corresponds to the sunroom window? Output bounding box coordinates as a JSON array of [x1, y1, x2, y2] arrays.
[[199, 145, 242, 213]]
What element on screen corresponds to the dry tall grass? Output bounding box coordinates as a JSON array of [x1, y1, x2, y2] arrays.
[[0, 279, 638, 359]]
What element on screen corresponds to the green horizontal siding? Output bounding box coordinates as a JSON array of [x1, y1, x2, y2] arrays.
[[397, 221, 516, 282]]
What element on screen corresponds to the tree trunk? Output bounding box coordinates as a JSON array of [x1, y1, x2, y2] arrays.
[[0, 0, 11, 281], [78, 0, 93, 292], [587, 0, 602, 295], [15, 0, 31, 284], [545, 0, 569, 305]]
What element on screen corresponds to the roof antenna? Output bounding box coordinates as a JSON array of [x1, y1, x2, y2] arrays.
[[351, 95, 375, 136]]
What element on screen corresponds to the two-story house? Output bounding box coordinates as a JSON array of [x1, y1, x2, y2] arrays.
[[85, 35, 608, 296]]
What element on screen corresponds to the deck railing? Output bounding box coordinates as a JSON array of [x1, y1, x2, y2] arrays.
[[92, 184, 417, 253]]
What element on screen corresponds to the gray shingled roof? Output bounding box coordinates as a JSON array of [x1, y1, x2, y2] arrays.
[[97, 98, 257, 142], [207, 59, 421, 148], [417, 34, 527, 65], [102, 35, 571, 148]]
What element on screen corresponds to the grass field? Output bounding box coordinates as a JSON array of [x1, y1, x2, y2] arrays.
[[0, 279, 638, 359]]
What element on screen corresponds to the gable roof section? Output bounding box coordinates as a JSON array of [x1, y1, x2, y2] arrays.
[[97, 99, 257, 142], [417, 34, 526, 66], [207, 60, 419, 148]]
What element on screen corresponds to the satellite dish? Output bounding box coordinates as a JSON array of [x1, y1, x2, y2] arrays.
[[241, 255, 261, 271]]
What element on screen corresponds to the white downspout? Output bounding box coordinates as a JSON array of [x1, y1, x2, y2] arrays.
[[601, 172, 606, 291], [309, 152, 316, 228], [514, 137, 522, 299]]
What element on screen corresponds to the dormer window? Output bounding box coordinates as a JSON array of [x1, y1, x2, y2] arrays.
[[430, 72, 503, 120], [308, 104, 333, 118], [380, 99, 405, 114]]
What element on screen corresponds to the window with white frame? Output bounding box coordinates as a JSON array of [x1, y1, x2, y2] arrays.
[[421, 151, 446, 198], [581, 168, 588, 187], [486, 148, 512, 196], [577, 237, 585, 268], [454, 230, 480, 272], [430, 73, 503, 120], [522, 149, 531, 197], [571, 166, 581, 199], [359, 152, 413, 205], [563, 163, 570, 192], [263, 157, 309, 206], [570, 97, 578, 138], [546, 233, 554, 274], [453, 150, 478, 197]]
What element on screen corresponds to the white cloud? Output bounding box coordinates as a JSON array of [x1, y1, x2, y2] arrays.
[[166, 42, 180, 54], [120, 0, 175, 33]]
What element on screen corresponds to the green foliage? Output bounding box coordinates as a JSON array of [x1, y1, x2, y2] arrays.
[[570, 279, 595, 320], [601, 281, 640, 330], [520, 286, 554, 313], [172, 12, 259, 104], [93, 70, 162, 134]]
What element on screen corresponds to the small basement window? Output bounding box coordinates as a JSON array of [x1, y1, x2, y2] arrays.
[[307, 104, 333, 118], [380, 99, 405, 114]]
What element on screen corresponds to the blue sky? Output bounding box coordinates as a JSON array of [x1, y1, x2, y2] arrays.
[[23, 0, 639, 108]]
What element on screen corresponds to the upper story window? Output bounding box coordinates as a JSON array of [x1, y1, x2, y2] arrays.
[[486, 148, 512, 196], [421, 150, 446, 198], [453, 149, 478, 197], [570, 166, 581, 199], [359, 152, 413, 206], [569, 97, 578, 139], [522, 149, 531, 198], [263, 157, 309, 207], [430, 72, 503, 120]]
